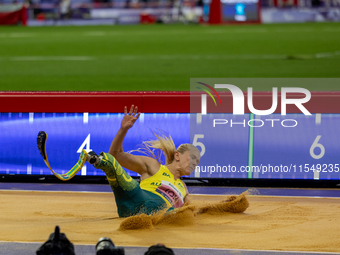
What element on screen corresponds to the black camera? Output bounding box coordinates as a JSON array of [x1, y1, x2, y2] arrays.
[[36, 226, 75, 255], [144, 244, 174, 255], [37, 226, 173, 255], [96, 237, 125, 255]]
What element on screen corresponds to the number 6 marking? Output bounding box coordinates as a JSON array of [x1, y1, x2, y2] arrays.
[[310, 135, 325, 159], [193, 134, 205, 157]]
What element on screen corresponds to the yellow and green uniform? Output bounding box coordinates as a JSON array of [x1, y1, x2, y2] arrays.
[[140, 165, 186, 208], [95, 152, 185, 218]]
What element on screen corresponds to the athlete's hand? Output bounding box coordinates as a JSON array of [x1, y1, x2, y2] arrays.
[[121, 105, 140, 130]]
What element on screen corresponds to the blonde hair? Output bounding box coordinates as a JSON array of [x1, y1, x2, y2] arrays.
[[131, 131, 195, 165]]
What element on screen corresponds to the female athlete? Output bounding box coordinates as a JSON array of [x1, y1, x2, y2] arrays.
[[89, 105, 200, 218]]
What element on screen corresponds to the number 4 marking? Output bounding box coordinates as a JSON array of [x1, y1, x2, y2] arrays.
[[77, 134, 92, 153], [78, 134, 91, 176]]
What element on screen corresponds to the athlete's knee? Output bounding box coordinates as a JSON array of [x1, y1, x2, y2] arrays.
[[91, 152, 112, 168], [90, 152, 118, 180]]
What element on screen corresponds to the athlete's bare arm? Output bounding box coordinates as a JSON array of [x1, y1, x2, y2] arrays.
[[108, 105, 159, 179], [183, 181, 190, 204]]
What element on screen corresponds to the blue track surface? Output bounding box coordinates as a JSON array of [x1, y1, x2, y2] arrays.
[[1, 182, 340, 198]]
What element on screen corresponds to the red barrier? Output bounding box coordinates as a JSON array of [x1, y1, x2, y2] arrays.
[[140, 13, 156, 24], [273, 0, 299, 7], [0, 4, 27, 26], [0, 91, 339, 113], [0, 91, 190, 113], [208, 0, 222, 24]]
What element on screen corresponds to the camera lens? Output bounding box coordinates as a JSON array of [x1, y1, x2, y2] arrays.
[[96, 237, 124, 255], [144, 244, 174, 255]]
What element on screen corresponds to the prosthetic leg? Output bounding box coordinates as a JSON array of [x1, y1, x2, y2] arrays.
[[37, 131, 88, 181]]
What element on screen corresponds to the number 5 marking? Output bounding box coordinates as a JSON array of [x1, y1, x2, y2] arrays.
[[193, 134, 205, 157], [310, 135, 325, 160]]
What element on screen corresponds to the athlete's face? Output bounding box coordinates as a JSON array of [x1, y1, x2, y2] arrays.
[[177, 148, 200, 176]]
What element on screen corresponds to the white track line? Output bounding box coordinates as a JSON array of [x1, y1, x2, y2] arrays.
[[117, 52, 339, 60], [118, 54, 287, 60], [315, 51, 340, 58], [10, 56, 95, 61], [323, 28, 340, 32], [1, 28, 339, 39], [0, 33, 37, 38], [4, 54, 287, 61], [316, 113, 321, 125], [83, 31, 106, 36], [9, 33, 37, 37], [2, 51, 338, 62]]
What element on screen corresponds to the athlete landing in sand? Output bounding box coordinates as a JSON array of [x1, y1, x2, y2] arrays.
[[89, 105, 201, 218]]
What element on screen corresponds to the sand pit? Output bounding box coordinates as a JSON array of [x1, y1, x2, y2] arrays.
[[0, 190, 339, 253]]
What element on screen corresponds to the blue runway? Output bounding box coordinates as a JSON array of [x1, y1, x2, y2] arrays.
[[1, 182, 340, 198]]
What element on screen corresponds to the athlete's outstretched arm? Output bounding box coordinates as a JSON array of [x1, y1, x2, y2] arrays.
[[108, 105, 159, 176], [108, 105, 139, 156]]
